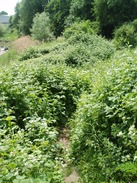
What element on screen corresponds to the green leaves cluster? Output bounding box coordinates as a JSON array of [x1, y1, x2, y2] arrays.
[[10, 0, 137, 38], [0, 47, 93, 181], [113, 19, 137, 48], [0, 117, 63, 182], [20, 32, 114, 67], [70, 50, 137, 182], [0, 61, 91, 128], [31, 12, 54, 41]]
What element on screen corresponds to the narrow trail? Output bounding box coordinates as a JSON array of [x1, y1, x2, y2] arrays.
[[59, 128, 79, 183]]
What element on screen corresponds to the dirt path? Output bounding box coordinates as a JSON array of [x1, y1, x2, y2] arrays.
[[59, 128, 79, 183]]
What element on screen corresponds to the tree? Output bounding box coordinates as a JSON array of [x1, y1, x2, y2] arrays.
[[66, 0, 94, 25], [0, 11, 8, 15], [10, 3, 21, 32], [11, 0, 49, 35], [94, 0, 137, 38], [46, 0, 71, 36], [31, 12, 54, 41]]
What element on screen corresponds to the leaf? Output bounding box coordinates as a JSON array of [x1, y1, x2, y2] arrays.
[[16, 175, 26, 180]]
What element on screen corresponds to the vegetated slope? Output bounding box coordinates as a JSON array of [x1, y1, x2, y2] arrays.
[[0, 57, 91, 182], [19, 32, 115, 67], [1, 31, 137, 183], [70, 49, 137, 182]]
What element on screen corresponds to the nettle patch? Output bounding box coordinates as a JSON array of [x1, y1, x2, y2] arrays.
[[0, 60, 91, 182], [70, 50, 137, 183]]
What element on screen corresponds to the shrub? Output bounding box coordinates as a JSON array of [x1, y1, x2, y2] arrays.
[[0, 61, 91, 128], [113, 19, 137, 48], [70, 50, 137, 182], [0, 24, 7, 37], [31, 12, 54, 41], [20, 32, 114, 66], [66, 33, 115, 63], [63, 20, 96, 39], [0, 59, 92, 182], [0, 117, 63, 182]]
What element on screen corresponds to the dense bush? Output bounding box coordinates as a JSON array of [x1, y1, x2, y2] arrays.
[[63, 20, 97, 39], [113, 19, 137, 48], [20, 33, 114, 66], [0, 61, 91, 128], [65, 33, 115, 64], [0, 117, 63, 182], [0, 24, 7, 37], [70, 50, 137, 182], [0, 59, 92, 182], [93, 0, 137, 38], [31, 12, 54, 41]]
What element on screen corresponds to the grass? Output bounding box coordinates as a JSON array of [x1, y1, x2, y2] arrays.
[[12, 36, 40, 53], [0, 36, 40, 67]]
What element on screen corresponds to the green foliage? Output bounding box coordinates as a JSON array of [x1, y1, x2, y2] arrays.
[[65, 33, 114, 65], [31, 12, 54, 41], [0, 117, 63, 182], [70, 49, 137, 182], [113, 19, 137, 48], [46, 0, 71, 36], [63, 20, 96, 39], [20, 33, 114, 67], [0, 55, 92, 182], [114, 162, 137, 182], [11, 0, 49, 35], [0, 24, 7, 37], [0, 61, 91, 128], [66, 0, 94, 25], [93, 0, 137, 37], [0, 49, 18, 67]]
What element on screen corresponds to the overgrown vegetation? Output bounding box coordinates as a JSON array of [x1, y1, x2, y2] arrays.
[[31, 12, 54, 41], [113, 19, 137, 48], [70, 49, 137, 182], [1, 0, 137, 182]]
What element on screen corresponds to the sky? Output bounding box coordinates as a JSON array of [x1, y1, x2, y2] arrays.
[[0, 0, 20, 15]]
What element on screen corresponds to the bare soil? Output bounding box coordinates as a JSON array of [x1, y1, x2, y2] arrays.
[[59, 128, 79, 183]]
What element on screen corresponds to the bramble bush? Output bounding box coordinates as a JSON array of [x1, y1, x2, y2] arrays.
[[63, 20, 96, 39], [0, 117, 63, 182], [0, 59, 92, 182], [113, 19, 137, 48], [20, 32, 114, 67], [0, 61, 91, 128], [70, 49, 137, 182]]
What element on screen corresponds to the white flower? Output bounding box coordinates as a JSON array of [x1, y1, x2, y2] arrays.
[[134, 156, 137, 161], [117, 131, 123, 137]]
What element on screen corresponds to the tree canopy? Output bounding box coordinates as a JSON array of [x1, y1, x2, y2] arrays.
[[11, 0, 137, 38], [11, 0, 49, 34], [0, 11, 8, 15]]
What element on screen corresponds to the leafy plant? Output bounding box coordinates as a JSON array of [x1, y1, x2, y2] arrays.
[[70, 49, 137, 182], [0, 24, 7, 37], [113, 19, 137, 48], [63, 20, 96, 39], [0, 117, 63, 182], [31, 12, 54, 41]]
